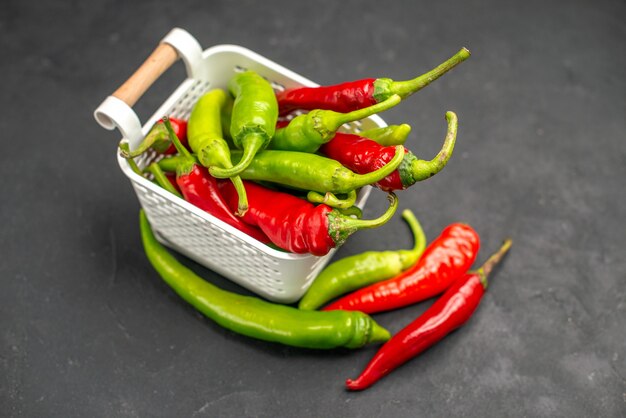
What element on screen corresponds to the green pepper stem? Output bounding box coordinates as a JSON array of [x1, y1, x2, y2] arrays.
[[384, 48, 471, 99], [118, 141, 143, 176], [409, 111, 458, 181], [400, 209, 426, 253], [157, 155, 185, 172], [145, 162, 183, 198], [476, 239, 513, 289], [163, 116, 197, 176], [163, 116, 192, 159], [329, 193, 398, 246], [209, 133, 265, 178], [332, 94, 401, 129], [121, 123, 168, 158], [307, 190, 357, 209], [335, 206, 363, 219], [348, 145, 405, 190], [230, 175, 249, 216]]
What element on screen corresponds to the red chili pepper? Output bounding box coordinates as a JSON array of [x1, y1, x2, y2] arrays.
[[323, 222, 480, 314], [161, 118, 270, 244], [219, 180, 398, 256], [345, 239, 512, 391], [320, 112, 457, 191], [276, 48, 470, 115]]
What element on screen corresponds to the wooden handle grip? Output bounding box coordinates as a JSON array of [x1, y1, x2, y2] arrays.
[[112, 42, 179, 107]]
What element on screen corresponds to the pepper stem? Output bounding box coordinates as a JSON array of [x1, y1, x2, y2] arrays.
[[401, 209, 426, 253], [145, 162, 183, 198], [118, 141, 143, 176], [157, 155, 185, 172], [347, 145, 405, 191], [328, 193, 398, 246], [120, 122, 169, 158], [332, 94, 401, 129], [476, 239, 513, 289], [379, 48, 471, 100], [307, 190, 357, 209], [163, 116, 192, 159], [209, 133, 265, 178], [409, 111, 458, 182], [229, 175, 249, 216]]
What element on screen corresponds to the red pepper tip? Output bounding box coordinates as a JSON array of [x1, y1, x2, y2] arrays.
[[345, 378, 367, 391]]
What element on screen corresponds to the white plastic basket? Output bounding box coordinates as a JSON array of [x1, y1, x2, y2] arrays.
[[94, 28, 387, 303]]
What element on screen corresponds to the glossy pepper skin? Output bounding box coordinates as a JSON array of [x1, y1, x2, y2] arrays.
[[269, 94, 401, 153], [139, 210, 391, 349], [320, 112, 458, 191], [276, 48, 470, 115], [346, 239, 513, 390], [230, 145, 405, 195], [159, 146, 405, 196], [324, 223, 480, 314], [210, 71, 278, 179], [120, 117, 188, 158], [298, 209, 427, 311], [219, 180, 398, 256], [162, 117, 270, 244], [188, 89, 248, 215]]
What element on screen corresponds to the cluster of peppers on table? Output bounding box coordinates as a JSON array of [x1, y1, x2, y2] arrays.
[[123, 47, 513, 390]]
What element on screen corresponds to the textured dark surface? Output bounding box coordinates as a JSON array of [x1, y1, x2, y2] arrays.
[[1, 0, 625, 417]]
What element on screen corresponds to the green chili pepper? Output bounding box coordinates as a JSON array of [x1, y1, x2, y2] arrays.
[[160, 145, 405, 196], [209, 71, 278, 179], [359, 124, 412, 146], [230, 145, 405, 195], [139, 210, 391, 349], [270, 94, 401, 153], [298, 209, 426, 311], [187, 89, 248, 215]]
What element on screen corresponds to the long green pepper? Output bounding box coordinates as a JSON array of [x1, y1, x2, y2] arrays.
[[298, 209, 427, 310], [210, 71, 278, 179], [139, 211, 391, 349], [229, 145, 405, 195], [187, 89, 248, 215]]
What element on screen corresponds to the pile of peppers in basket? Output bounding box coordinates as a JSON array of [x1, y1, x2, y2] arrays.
[[122, 47, 514, 390]]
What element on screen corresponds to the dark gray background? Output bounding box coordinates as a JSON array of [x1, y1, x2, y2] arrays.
[[2, 0, 625, 416]]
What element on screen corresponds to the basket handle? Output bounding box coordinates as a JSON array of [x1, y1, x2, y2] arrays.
[[94, 28, 204, 147], [112, 42, 179, 108]]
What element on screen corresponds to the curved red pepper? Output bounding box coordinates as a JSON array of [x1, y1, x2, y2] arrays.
[[277, 79, 378, 116], [219, 180, 398, 256], [323, 223, 480, 314], [320, 133, 405, 191], [276, 48, 470, 115], [345, 239, 512, 391], [177, 166, 270, 244], [320, 110, 458, 191]]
